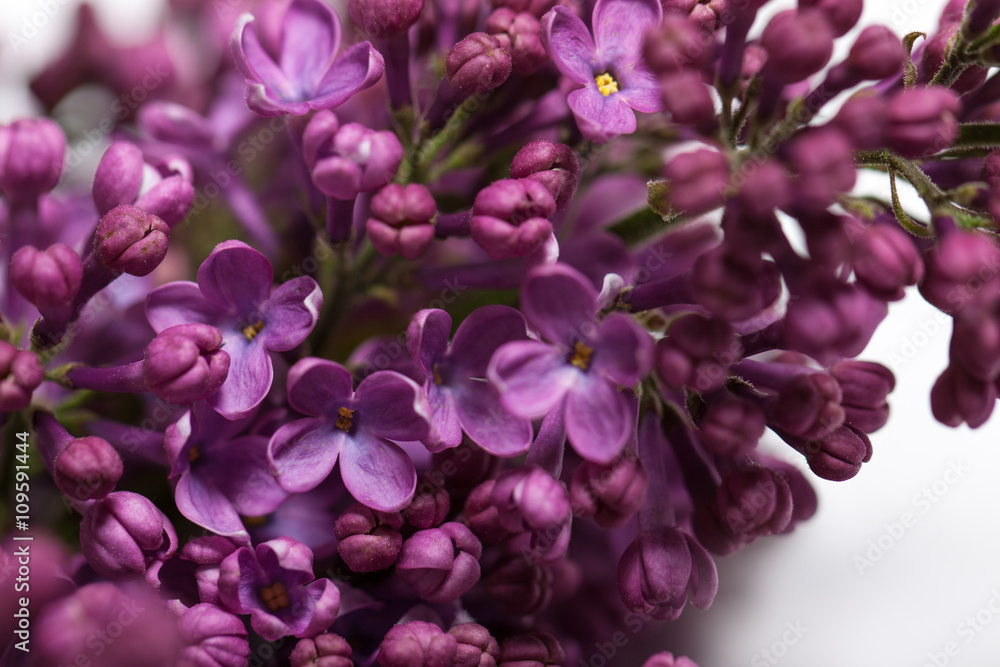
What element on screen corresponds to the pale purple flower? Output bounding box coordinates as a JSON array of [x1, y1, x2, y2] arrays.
[[231, 0, 384, 116], [541, 0, 663, 142], [145, 240, 323, 420]]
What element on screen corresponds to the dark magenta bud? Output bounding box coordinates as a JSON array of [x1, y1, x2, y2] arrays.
[[144, 324, 230, 405], [93, 142, 145, 217], [786, 128, 856, 213], [498, 633, 565, 667], [768, 372, 845, 441], [570, 453, 649, 528], [9, 243, 83, 309], [846, 26, 905, 81], [80, 490, 178, 580], [464, 480, 516, 543], [783, 424, 873, 481], [449, 623, 500, 667], [642, 14, 712, 75], [377, 621, 457, 667], [367, 183, 437, 259], [618, 528, 717, 620], [486, 9, 547, 74], [697, 391, 766, 457], [485, 555, 557, 615], [660, 71, 717, 132], [663, 148, 729, 215], [885, 87, 961, 159], [732, 160, 791, 222], [920, 23, 988, 93], [830, 361, 895, 432], [349, 0, 425, 37], [0, 118, 65, 202], [396, 522, 483, 603], [969, 0, 1000, 35], [642, 653, 701, 667], [761, 10, 835, 84], [715, 465, 794, 539], [403, 476, 451, 529], [918, 227, 1000, 314], [95, 204, 170, 276], [509, 140, 580, 211], [931, 364, 997, 428], [178, 603, 250, 667], [334, 502, 404, 572], [446, 33, 512, 93], [798, 0, 862, 36], [851, 223, 925, 301], [471, 178, 555, 259], [656, 314, 740, 393], [313, 123, 404, 199], [950, 308, 1000, 381], [692, 246, 782, 321], [53, 436, 123, 501], [782, 280, 886, 364], [290, 633, 353, 667], [831, 94, 888, 151], [0, 342, 44, 412], [492, 0, 557, 17]]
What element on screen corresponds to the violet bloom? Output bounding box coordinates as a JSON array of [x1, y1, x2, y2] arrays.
[[146, 240, 322, 419], [541, 0, 663, 142], [489, 263, 653, 463], [231, 0, 384, 116], [406, 306, 533, 456], [218, 537, 340, 641], [268, 358, 431, 511]]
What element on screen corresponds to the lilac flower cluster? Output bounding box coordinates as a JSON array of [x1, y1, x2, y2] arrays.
[[3, 0, 1000, 664]]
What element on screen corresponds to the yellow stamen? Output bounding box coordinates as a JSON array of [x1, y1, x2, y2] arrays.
[[188, 446, 199, 463], [433, 363, 443, 386], [335, 406, 355, 432], [595, 72, 619, 97], [259, 582, 290, 612], [242, 320, 265, 341], [570, 341, 594, 371]]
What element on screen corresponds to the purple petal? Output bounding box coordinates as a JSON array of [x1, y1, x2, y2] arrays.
[[618, 69, 663, 113], [146, 281, 227, 332], [591, 313, 654, 386], [568, 87, 637, 142], [340, 429, 417, 511], [685, 533, 718, 609], [448, 305, 529, 376], [279, 0, 341, 92], [453, 380, 533, 457], [565, 375, 631, 463], [488, 340, 578, 418], [310, 42, 385, 110], [286, 358, 354, 418], [425, 384, 464, 451], [202, 436, 289, 517], [231, 15, 295, 100], [209, 336, 272, 420], [260, 276, 322, 352], [541, 6, 597, 85], [353, 371, 431, 441], [245, 82, 312, 117], [134, 175, 195, 227], [175, 472, 250, 542], [521, 263, 599, 345], [592, 0, 662, 69], [198, 240, 273, 314], [406, 309, 452, 378], [269, 418, 345, 493], [290, 578, 341, 638]]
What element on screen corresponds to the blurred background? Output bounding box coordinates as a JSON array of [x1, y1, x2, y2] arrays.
[[1, 1, 998, 665]]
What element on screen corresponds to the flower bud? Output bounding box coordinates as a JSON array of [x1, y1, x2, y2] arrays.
[[313, 124, 404, 199], [768, 372, 845, 440], [80, 491, 178, 580], [921, 23, 988, 93], [93, 142, 145, 217], [931, 364, 997, 428], [290, 633, 353, 667], [830, 361, 895, 432], [485, 555, 555, 615], [465, 480, 516, 543], [349, 0, 425, 37], [53, 436, 123, 501], [846, 26, 905, 81], [95, 204, 170, 276], [302, 111, 340, 169], [0, 118, 65, 202], [486, 9, 547, 74], [787, 128, 856, 213], [968, 0, 1000, 35], [570, 454, 648, 528], [951, 307, 1000, 382], [783, 280, 886, 364], [885, 87, 961, 159], [663, 148, 728, 215], [715, 466, 794, 539], [178, 603, 250, 667], [697, 391, 766, 457], [851, 223, 924, 301], [792, 424, 873, 481], [798, 0, 862, 36], [446, 33, 512, 93], [618, 528, 718, 620], [656, 314, 740, 393], [831, 94, 887, 151], [403, 476, 451, 529], [450, 623, 501, 667], [498, 633, 564, 666], [692, 246, 782, 321], [144, 324, 230, 405], [471, 178, 555, 259], [367, 183, 437, 259], [377, 621, 457, 667], [660, 71, 717, 132], [509, 140, 580, 211], [918, 227, 1000, 314], [334, 502, 404, 572], [396, 522, 482, 603], [0, 343, 44, 412], [643, 15, 711, 76], [761, 10, 834, 84], [9, 243, 83, 309]]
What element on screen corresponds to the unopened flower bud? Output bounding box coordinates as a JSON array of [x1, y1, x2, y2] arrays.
[[95, 204, 170, 276], [367, 183, 437, 259], [509, 140, 580, 211], [178, 603, 249, 667], [656, 314, 740, 393], [885, 87, 961, 159], [0, 343, 44, 412], [396, 522, 482, 603], [618, 528, 718, 620], [798, 0, 862, 36], [0, 118, 65, 202], [9, 243, 83, 309], [570, 454, 648, 527], [663, 148, 728, 215], [447, 33, 512, 93], [761, 10, 835, 84], [449, 623, 500, 667], [349, 0, 425, 37], [144, 324, 230, 405], [698, 391, 766, 457], [643, 15, 711, 75], [403, 476, 450, 529], [498, 633, 565, 666], [486, 9, 547, 74], [830, 361, 895, 433], [851, 223, 924, 301], [931, 364, 997, 428], [768, 372, 845, 441], [471, 178, 555, 259], [846, 26, 905, 81], [290, 633, 353, 667], [921, 23, 988, 93], [334, 502, 404, 572], [377, 621, 457, 667], [919, 226, 1000, 314], [80, 490, 178, 580], [93, 142, 145, 217], [53, 436, 123, 501]]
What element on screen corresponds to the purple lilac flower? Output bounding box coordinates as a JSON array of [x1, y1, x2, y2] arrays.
[[231, 0, 384, 116], [146, 240, 322, 419], [267, 358, 431, 511], [541, 0, 663, 142]]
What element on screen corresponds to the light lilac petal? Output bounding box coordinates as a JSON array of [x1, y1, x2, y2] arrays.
[[521, 263, 599, 346], [203, 435, 288, 516], [134, 174, 195, 227], [209, 335, 272, 420], [198, 240, 273, 314], [310, 42, 385, 111], [686, 533, 718, 609], [449, 305, 529, 376], [541, 6, 597, 85], [618, 70, 664, 113], [352, 371, 431, 441], [453, 379, 533, 457], [248, 608, 294, 642], [593, 0, 662, 68], [232, 15, 295, 100], [591, 313, 654, 386], [286, 358, 354, 418], [146, 281, 226, 332], [245, 82, 312, 117], [568, 87, 637, 142], [406, 309, 452, 378], [175, 472, 249, 542], [292, 578, 341, 637], [260, 276, 322, 351], [425, 384, 463, 451], [279, 0, 341, 91], [565, 376, 631, 463], [269, 418, 344, 493], [488, 340, 578, 418], [340, 430, 417, 512]]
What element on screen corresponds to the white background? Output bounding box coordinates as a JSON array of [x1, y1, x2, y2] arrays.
[[1, 1, 999, 666]]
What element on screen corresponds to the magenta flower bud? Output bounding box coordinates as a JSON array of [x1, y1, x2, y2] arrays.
[[509, 140, 581, 211], [334, 502, 404, 572], [643, 653, 701, 667], [931, 364, 997, 428], [447, 33, 513, 93], [144, 324, 230, 405], [761, 10, 834, 84], [787, 128, 856, 213], [53, 436, 123, 501], [450, 623, 500, 667], [403, 477, 451, 529], [783, 280, 886, 364], [846, 26, 905, 81], [498, 633, 564, 666], [663, 148, 728, 215], [377, 621, 458, 667], [396, 522, 483, 603], [643, 15, 711, 75], [798, 0, 861, 36], [692, 246, 782, 321], [291, 633, 353, 667], [733, 160, 791, 222], [302, 111, 340, 169], [784, 424, 873, 481], [492, 466, 570, 536], [9, 243, 83, 309], [716, 466, 794, 539], [0, 343, 44, 412], [95, 204, 170, 276], [349, 0, 425, 37], [80, 490, 178, 580], [656, 314, 740, 393], [0, 118, 65, 202], [921, 23, 988, 93], [831, 94, 888, 151], [885, 87, 961, 159], [951, 308, 1000, 381], [570, 453, 648, 528], [178, 603, 250, 667], [486, 9, 547, 74], [485, 555, 554, 615], [919, 227, 1000, 314], [367, 183, 437, 259], [471, 178, 555, 259], [464, 480, 516, 543], [313, 124, 404, 199], [660, 71, 717, 132], [851, 223, 925, 301], [93, 142, 145, 217], [830, 361, 895, 433], [698, 391, 766, 457], [768, 372, 845, 440]]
